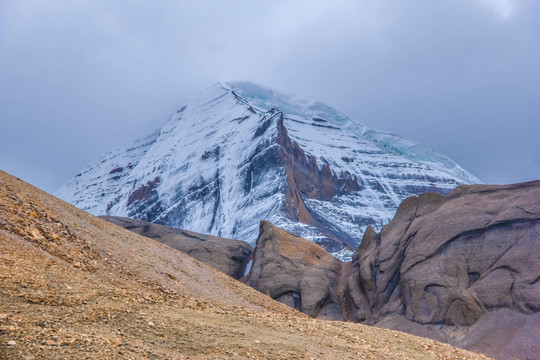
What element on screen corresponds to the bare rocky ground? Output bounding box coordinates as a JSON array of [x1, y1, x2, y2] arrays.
[[0, 171, 489, 360]]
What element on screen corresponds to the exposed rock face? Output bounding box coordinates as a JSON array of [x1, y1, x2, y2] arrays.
[[355, 181, 540, 329], [246, 221, 346, 320], [101, 216, 253, 280], [245, 181, 540, 359], [276, 116, 361, 251]]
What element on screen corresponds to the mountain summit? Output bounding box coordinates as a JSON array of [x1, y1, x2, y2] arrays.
[[56, 81, 480, 257]]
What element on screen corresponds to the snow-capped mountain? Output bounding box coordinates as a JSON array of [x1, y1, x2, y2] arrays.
[[56, 81, 480, 258]]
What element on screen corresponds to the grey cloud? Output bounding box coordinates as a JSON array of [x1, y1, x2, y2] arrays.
[[0, 0, 538, 192]]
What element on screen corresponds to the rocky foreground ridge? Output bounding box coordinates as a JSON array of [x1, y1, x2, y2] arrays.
[[248, 181, 540, 359], [106, 180, 540, 359], [0, 170, 488, 359]]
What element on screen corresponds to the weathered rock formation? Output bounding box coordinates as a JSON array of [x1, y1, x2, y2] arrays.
[[245, 180, 540, 359], [98, 180, 539, 358], [101, 216, 253, 280], [245, 221, 347, 320], [355, 181, 540, 325]]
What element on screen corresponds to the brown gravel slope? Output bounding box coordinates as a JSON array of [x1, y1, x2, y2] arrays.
[[0, 171, 490, 360]]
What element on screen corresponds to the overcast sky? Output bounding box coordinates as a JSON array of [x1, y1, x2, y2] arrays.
[[1, 0, 539, 193]]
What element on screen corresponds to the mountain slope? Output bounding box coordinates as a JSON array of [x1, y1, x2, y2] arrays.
[[56, 81, 480, 257], [0, 171, 489, 359], [100, 215, 254, 280]]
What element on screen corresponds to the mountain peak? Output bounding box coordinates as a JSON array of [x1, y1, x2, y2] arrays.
[[221, 81, 352, 125], [56, 82, 480, 258]]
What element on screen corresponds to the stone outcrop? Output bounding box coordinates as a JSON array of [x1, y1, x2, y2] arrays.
[[101, 216, 253, 280], [245, 221, 346, 320], [245, 180, 540, 359], [96, 180, 540, 358], [354, 181, 540, 327]]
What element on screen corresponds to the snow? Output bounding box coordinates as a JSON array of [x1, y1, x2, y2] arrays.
[[55, 81, 481, 258], [55, 130, 160, 216], [244, 260, 253, 277]]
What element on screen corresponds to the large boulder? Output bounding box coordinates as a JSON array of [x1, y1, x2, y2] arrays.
[[101, 216, 253, 280]]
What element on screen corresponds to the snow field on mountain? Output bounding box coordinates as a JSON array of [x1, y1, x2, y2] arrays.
[[56, 81, 480, 259]]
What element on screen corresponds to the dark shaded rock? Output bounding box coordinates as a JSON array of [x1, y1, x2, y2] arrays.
[[125, 177, 164, 223], [109, 166, 123, 174], [101, 216, 253, 280], [127, 177, 160, 207], [201, 146, 220, 160], [277, 114, 361, 203]]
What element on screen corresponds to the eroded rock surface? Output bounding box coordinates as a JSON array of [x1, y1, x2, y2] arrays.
[[355, 181, 540, 327], [101, 216, 253, 279], [245, 221, 346, 320], [246, 181, 540, 359]]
